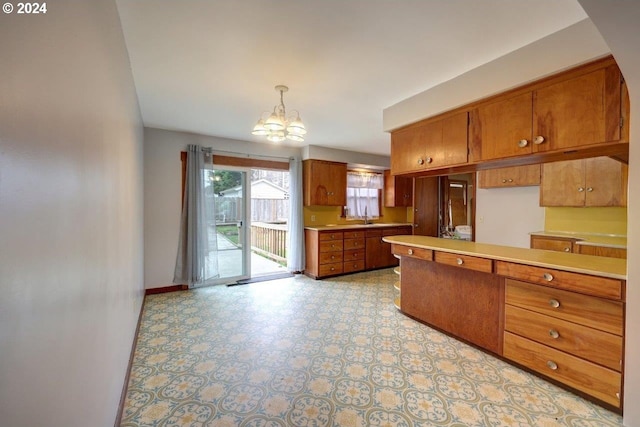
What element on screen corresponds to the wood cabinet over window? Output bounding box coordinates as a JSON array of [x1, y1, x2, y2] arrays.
[[390, 111, 468, 175], [303, 160, 347, 206], [540, 156, 628, 207]]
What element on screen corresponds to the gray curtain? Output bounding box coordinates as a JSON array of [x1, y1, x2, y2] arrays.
[[173, 144, 219, 286], [287, 157, 305, 272]]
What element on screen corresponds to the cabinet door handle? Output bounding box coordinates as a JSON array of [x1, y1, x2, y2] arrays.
[[407, 249, 413, 255], [508, 178, 513, 183], [564, 247, 570, 252], [549, 329, 560, 339], [417, 158, 424, 165], [548, 299, 561, 308], [502, 179, 507, 183], [586, 187, 593, 192], [546, 360, 558, 370], [578, 187, 585, 192], [518, 139, 529, 148], [534, 135, 545, 145], [543, 273, 554, 281], [330, 267, 335, 271], [456, 258, 464, 265], [425, 156, 433, 164]]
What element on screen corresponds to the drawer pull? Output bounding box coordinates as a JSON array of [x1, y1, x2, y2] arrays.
[[546, 360, 558, 370], [330, 267, 335, 271], [417, 158, 424, 165], [548, 329, 560, 339], [353, 263, 358, 268], [331, 255, 335, 259], [407, 249, 413, 255], [354, 242, 358, 246], [518, 139, 529, 148], [542, 273, 554, 281], [617, 392, 620, 400], [563, 247, 570, 252], [456, 258, 464, 265], [548, 299, 561, 308], [330, 234, 335, 239], [534, 135, 545, 145]]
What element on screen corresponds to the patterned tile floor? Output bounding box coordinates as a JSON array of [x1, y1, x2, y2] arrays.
[[121, 269, 623, 426]]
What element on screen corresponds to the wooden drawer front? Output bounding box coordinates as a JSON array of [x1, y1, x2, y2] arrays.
[[391, 244, 432, 261], [343, 230, 365, 239], [505, 280, 623, 335], [365, 229, 382, 238], [382, 227, 411, 236], [504, 332, 621, 407], [343, 260, 365, 273], [530, 236, 575, 253], [319, 240, 343, 253], [319, 262, 343, 276], [343, 238, 365, 251], [496, 260, 623, 300], [319, 231, 344, 241], [576, 245, 627, 259], [344, 249, 365, 261], [319, 251, 343, 265], [435, 251, 493, 273], [505, 305, 623, 371]]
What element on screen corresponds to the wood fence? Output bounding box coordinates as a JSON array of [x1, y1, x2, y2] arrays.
[[250, 222, 288, 263]]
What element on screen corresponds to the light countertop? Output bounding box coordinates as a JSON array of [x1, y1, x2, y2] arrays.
[[383, 235, 627, 280], [305, 223, 412, 232], [530, 231, 627, 249]]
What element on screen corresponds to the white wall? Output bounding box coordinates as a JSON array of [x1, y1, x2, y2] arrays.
[[576, 3, 640, 426], [383, 19, 610, 131], [475, 185, 545, 248], [144, 127, 301, 289], [0, 1, 144, 426]]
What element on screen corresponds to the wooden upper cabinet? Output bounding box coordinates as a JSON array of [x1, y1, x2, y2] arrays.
[[303, 160, 347, 206], [466, 58, 628, 163], [478, 164, 540, 188], [540, 157, 628, 207], [384, 170, 412, 207], [533, 65, 623, 153], [391, 111, 468, 175], [470, 92, 533, 161]]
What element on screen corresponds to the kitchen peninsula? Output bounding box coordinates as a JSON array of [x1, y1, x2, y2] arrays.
[[384, 235, 626, 410]]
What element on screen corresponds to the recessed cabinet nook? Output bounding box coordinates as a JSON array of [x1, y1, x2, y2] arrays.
[[385, 56, 630, 413]]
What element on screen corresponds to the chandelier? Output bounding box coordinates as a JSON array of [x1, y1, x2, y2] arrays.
[[251, 85, 307, 143]]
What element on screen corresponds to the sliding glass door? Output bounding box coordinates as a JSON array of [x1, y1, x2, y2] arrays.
[[196, 166, 250, 286]]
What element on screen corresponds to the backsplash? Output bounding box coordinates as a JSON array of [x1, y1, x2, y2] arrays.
[[304, 206, 410, 226], [545, 207, 627, 235]]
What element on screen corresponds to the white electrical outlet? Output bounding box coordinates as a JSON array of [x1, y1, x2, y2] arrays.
[[311, 215, 316, 222]]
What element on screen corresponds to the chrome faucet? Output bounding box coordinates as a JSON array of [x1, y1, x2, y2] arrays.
[[363, 206, 369, 224]]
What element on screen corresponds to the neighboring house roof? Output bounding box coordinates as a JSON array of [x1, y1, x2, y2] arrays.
[[219, 179, 289, 200]]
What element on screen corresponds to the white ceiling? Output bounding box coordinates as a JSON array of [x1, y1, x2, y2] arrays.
[[116, 0, 587, 156]]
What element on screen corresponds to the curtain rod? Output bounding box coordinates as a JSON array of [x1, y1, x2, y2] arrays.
[[201, 147, 294, 162]]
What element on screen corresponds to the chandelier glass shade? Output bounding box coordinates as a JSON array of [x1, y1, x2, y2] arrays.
[[252, 85, 306, 143]]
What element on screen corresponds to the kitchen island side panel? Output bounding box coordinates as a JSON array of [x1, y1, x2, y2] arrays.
[[400, 256, 505, 355]]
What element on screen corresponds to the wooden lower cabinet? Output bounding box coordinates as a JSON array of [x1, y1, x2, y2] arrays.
[[394, 245, 626, 410], [504, 332, 621, 407], [576, 244, 627, 259], [530, 235, 575, 253], [305, 226, 410, 279], [400, 256, 504, 355], [504, 278, 624, 409], [531, 235, 626, 259]]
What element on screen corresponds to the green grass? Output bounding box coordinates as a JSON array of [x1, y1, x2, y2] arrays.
[[216, 225, 239, 245]]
